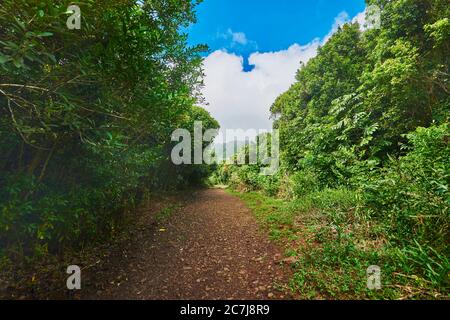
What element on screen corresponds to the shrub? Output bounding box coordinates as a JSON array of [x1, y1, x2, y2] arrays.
[[289, 170, 321, 198], [363, 123, 449, 287]]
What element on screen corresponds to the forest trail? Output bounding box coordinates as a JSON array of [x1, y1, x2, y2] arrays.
[[82, 189, 293, 300]]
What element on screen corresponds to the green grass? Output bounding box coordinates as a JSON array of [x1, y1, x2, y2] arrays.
[[228, 188, 447, 300]]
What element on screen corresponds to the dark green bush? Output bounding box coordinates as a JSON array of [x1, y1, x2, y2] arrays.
[[0, 0, 218, 260], [365, 124, 449, 248]]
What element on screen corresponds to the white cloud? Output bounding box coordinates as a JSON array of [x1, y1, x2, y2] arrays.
[[218, 28, 255, 48], [201, 11, 365, 142], [323, 11, 350, 43], [202, 43, 319, 141], [228, 29, 248, 45], [352, 10, 367, 29], [352, 5, 382, 31]]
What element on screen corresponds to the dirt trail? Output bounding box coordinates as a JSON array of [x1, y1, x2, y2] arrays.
[[82, 189, 293, 300]]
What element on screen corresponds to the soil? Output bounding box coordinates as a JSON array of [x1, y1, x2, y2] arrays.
[[80, 188, 294, 300]]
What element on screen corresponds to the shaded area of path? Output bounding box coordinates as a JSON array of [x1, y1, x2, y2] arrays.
[[82, 189, 293, 300]]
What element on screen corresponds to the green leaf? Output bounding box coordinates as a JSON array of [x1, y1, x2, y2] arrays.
[[37, 32, 53, 37], [12, 57, 24, 68], [42, 52, 56, 63], [0, 54, 10, 64]]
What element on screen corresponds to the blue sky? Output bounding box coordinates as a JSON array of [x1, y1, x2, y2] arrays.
[[187, 0, 367, 141], [188, 0, 365, 58]]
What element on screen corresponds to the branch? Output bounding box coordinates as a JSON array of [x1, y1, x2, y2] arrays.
[[0, 89, 50, 150], [79, 105, 131, 120], [0, 83, 50, 92]]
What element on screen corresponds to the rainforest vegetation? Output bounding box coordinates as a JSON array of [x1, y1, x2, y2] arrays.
[[0, 0, 218, 262], [0, 0, 448, 300], [212, 0, 449, 298]]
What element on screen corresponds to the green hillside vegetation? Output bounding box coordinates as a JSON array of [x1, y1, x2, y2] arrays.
[[0, 0, 218, 262], [214, 0, 449, 299]]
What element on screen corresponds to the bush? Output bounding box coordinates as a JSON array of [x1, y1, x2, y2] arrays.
[[0, 0, 217, 261], [362, 123, 449, 287], [289, 170, 321, 198], [365, 124, 449, 245]]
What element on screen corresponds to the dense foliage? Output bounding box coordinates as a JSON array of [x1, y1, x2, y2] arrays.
[[216, 0, 449, 297], [0, 0, 218, 260]]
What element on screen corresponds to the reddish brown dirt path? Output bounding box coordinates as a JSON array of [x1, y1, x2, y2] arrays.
[[82, 189, 293, 300]]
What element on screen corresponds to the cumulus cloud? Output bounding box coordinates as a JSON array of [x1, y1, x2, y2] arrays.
[[202, 43, 319, 140], [201, 11, 365, 142]]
